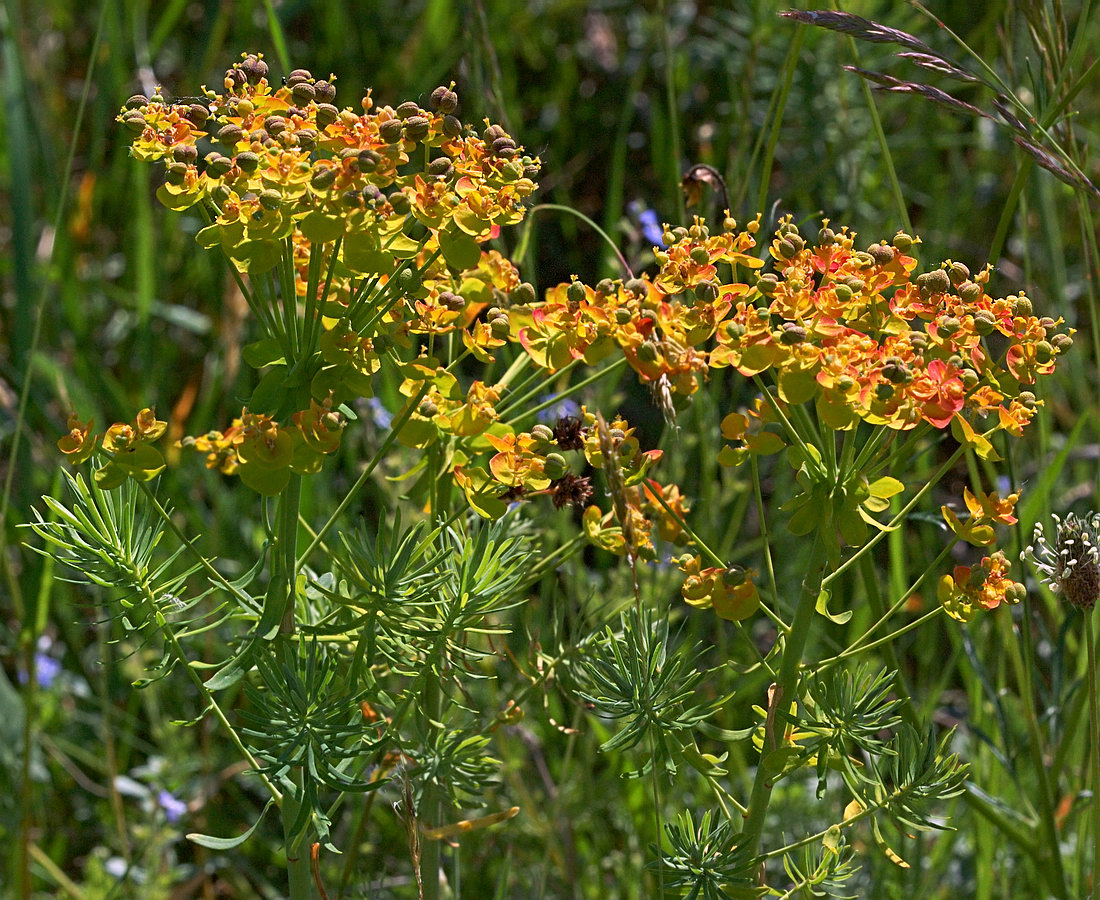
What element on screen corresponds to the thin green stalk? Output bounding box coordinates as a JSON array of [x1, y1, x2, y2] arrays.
[[0, 0, 107, 535], [272, 477, 311, 898], [1085, 610, 1100, 899], [296, 379, 431, 568], [738, 533, 828, 861], [844, 34, 912, 233], [421, 677, 444, 900], [649, 731, 666, 898], [658, 0, 684, 224], [755, 28, 804, 215], [522, 204, 634, 278], [496, 358, 584, 419], [823, 444, 966, 588], [504, 358, 629, 426]]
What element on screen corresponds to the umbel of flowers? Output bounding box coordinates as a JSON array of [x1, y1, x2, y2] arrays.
[[93, 54, 1069, 630]]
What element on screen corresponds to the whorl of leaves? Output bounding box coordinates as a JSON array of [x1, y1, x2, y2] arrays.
[[573, 606, 724, 777]]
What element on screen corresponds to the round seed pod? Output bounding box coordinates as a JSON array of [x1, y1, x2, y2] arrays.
[[566, 281, 586, 305], [389, 192, 411, 215], [216, 124, 244, 145], [595, 278, 615, 295], [959, 281, 982, 302], [779, 323, 806, 345], [636, 341, 659, 362], [259, 189, 282, 210], [925, 269, 951, 294], [1013, 297, 1034, 316], [973, 312, 996, 336], [263, 115, 287, 136], [624, 278, 647, 296], [172, 144, 198, 164], [235, 151, 260, 173], [123, 112, 147, 133], [690, 247, 711, 266], [341, 189, 362, 208], [530, 425, 554, 444], [296, 129, 317, 150], [211, 184, 231, 205], [442, 115, 463, 138], [249, 128, 270, 144], [722, 565, 748, 587], [833, 283, 853, 303], [875, 383, 895, 401], [418, 399, 438, 418], [868, 243, 895, 266], [695, 281, 719, 304], [165, 162, 188, 185], [403, 115, 430, 141], [291, 82, 315, 106], [379, 119, 403, 143], [224, 67, 247, 89], [938, 316, 961, 336], [492, 136, 516, 155], [482, 124, 506, 143], [310, 166, 337, 190], [206, 154, 233, 177], [948, 261, 970, 285], [892, 232, 914, 252], [358, 149, 381, 172], [543, 453, 568, 480], [961, 369, 980, 389], [1053, 333, 1074, 351], [1018, 391, 1037, 408], [313, 80, 336, 104], [818, 226, 836, 245], [239, 55, 268, 84], [614, 308, 632, 325], [757, 273, 779, 295], [489, 315, 510, 339], [777, 238, 798, 260], [439, 291, 465, 312], [125, 94, 148, 109], [1039, 317, 1056, 329], [286, 68, 313, 87], [1034, 340, 1054, 364], [430, 86, 459, 113], [427, 157, 453, 178], [511, 282, 536, 306], [315, 104, 339, 129], [395, 101, 421, 119], [183, 104, 209, 126]]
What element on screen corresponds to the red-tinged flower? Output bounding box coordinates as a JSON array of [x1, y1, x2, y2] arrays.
[[912, 358, 966, 428], [678, 555, 761, 622], [938, 551, 1024, 623], [58, 415, 97, 464]]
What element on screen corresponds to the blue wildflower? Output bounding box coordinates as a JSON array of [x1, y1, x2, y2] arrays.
[[639, 208, 666, 248], [536, 396, 581, 424], [365, 396, 393, 430], [157, 789, 187, 823], [18, 653, 61, 689]]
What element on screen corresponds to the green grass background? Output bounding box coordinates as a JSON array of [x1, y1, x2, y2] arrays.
[[1, 0, 1098, 897]]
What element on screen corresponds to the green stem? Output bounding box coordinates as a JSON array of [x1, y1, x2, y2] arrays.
[[296, 381, 431, 569], [421, 678, 443, 900], [738, 532, 828, 861], [273, 477, 311, 898], [823, 444, 966, 588], [1085, 610, 1100, 900]]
